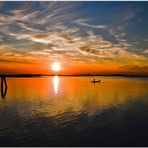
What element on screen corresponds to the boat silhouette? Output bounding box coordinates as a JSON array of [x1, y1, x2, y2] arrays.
[[91, 78, 101, 83]]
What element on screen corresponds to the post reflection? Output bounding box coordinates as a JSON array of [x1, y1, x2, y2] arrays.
[[53, 76, 59, 94]]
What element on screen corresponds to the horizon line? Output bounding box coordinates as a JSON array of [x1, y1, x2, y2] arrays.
[[0, 74, 148, 77]]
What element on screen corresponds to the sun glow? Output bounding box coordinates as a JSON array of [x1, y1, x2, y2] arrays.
[[53, 76, 59, 94], [51, 62, 61, 72]]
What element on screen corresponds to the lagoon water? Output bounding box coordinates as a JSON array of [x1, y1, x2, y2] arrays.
[[0, 76, 148, 146]]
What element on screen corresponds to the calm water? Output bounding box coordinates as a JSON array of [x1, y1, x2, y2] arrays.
[[0, 76, 148, 146]]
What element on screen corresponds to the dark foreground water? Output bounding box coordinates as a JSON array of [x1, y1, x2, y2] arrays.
[[0, 76, 148, 146]]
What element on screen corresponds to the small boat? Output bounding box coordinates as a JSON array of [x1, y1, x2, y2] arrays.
[[91, 79, 101, 83]]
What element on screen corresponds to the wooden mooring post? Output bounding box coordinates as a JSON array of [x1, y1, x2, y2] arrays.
[[1, 76, 7, 99]]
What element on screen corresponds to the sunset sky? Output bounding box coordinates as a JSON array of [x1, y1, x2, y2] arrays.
[[0, 1, 148, 75]]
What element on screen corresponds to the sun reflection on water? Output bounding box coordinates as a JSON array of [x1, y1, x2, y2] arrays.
[[53, 76, 59, 94]]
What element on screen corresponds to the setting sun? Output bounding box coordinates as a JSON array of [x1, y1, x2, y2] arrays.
[[51, 62, 61, 72]]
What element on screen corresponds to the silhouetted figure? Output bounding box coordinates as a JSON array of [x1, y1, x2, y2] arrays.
[[1, 76, 7, 99], [91, 78, 101, 84]]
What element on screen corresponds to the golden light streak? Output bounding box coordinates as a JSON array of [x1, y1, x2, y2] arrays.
[[53, 76, 59, 94]]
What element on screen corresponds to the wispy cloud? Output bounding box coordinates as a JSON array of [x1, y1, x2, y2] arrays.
[[143, 50, 148, 54], [75, 19, 108, 29], [120, 65, 148, 71]]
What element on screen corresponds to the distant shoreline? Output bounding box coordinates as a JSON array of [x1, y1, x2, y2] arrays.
[[0, 74, 148, 78]]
